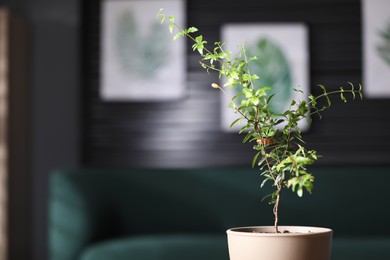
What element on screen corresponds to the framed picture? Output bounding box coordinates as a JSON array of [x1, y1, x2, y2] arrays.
[[220, 23, 309, 131], [363, 0, 390, 98], [100, 0, 186, 101]]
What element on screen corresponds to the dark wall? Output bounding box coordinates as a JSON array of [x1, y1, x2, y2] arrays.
[[30, 2, 81, 260], [0, 0, 81, 260], [83, 0, 390, 168]]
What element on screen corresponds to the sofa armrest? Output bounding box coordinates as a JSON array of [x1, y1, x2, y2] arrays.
[[48, 170, 98, 260]]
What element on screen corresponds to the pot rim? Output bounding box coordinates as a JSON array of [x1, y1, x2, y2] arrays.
[[226, 226, 333, 237]]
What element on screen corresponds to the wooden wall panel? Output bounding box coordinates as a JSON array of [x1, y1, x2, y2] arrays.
[[0, 8, 30, 260], [0, 9, 9, 260], [82, 0, 390, 168]]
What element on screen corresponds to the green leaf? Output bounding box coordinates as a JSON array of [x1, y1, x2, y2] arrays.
[[319, 84, 327, 94], [309, 94, 316, 107], [242, 87, 254, 98], [297, 188, 303, 197], [193, 35, 207, 55], [173, 30, 186, 40], [260, 177, 269, 188], [266, 93, 276, 104], [274, 119, 284, 126], [261, 193, 273, 203], [157, 9, 165, 23], [292, 131, 305, 143], [239, 123, 252, 134], [227, 101, 237, 109], [230, 118, 242, 128], [340, 92, 347, 103], [168, 23, 174, 33], [252, 151, 261, 168], [340, 87, 347, 103], [294, 156, 314, 165], [232, 93, 244, 101], [187, 27, 198, 33], [243, 130, 255, 143]]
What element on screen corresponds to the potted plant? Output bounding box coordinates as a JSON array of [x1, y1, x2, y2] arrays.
[[157, 9, 362, 260]]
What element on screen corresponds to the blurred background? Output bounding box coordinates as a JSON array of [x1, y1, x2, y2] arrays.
[[0, 0, 389, 260]]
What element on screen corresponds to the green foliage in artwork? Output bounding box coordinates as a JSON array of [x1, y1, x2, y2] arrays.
[[238, 38, 293, 114], [377, 20, 390, 66], [116, 11, 170, 78]]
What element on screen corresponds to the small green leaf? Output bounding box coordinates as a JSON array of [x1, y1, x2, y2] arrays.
[[173, 30, 186, 40], [319, 84, 327, 94], [252, 151, 261, 168], [297, 188, 303, 197], [230, 118, 242, 128], [340, 88, 347, 103], [266, 93, 276, 104], [232, 93, 244, 101], [157, 9, 165, 23], [261, 193, 273, 203], [274, 119, 284, 126], [227, 101, 236, 109], [239, 123, 252, 134], [187, 27, 198, 33], [168, 24, 174, 33], [243, 130, 255, 143], [260, 177, 269, 188]]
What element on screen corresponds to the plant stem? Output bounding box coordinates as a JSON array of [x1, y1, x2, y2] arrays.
[[160, 10, 362, 236], [312, 89, 355, 101], [273, 186, 282, 233]]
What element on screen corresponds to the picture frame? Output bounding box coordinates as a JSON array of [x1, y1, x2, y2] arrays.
[[363, 0, 390, 98], [220, 23, 310, 131], [100, 0, 186, 101]]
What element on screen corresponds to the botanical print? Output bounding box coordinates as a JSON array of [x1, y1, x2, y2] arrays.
[[115, 10, 170, 79], [363, 0, 390, 97], [377, 21, 390, 66], [240, 38, 293, 115], [100, 0, 186, 101], [221, 24, 309, 131]]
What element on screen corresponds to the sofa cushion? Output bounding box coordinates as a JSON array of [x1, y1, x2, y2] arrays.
[[80, 234, 228, 260]]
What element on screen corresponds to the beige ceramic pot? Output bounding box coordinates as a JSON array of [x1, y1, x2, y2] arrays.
[[226, 226, 333, 260]]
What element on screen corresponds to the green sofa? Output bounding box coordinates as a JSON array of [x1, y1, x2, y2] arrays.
[[48, 166, 390, 260]]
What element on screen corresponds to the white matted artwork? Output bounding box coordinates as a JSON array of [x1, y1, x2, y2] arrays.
[[363, 0, 390, 98], [221, 24, 309, 132], [100, 0, 186, 101]]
